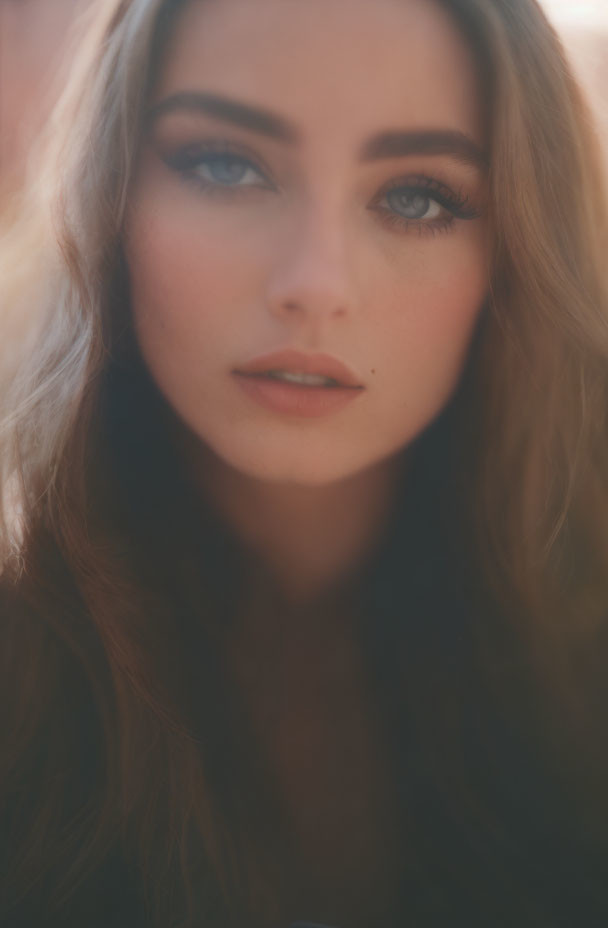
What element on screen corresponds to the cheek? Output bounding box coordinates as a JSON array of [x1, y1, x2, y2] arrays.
[[414, 268, 485, 361], [375, 234, 487, 422], [124, 187, 261, 364]]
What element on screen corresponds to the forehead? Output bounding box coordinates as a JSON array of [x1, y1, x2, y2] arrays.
[[155, 0, 483, 146]]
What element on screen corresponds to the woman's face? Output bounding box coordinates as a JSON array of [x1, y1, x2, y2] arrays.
[[126, 0, 488, 487]]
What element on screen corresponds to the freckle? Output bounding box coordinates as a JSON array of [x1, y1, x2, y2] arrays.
[[371, 369, 376, 375]]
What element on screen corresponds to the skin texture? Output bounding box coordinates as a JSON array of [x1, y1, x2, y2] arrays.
[[125, 0, 489, 599]]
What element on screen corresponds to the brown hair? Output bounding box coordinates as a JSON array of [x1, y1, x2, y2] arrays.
[[1, 0, 607, 924]]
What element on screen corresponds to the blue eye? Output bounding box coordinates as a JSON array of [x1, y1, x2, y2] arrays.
[[385, 189, 442, 222], [373, 175, 482, 236], [163, 144, 269, 192], [192, 153, 264, 187], [162, 142, 482, 237]]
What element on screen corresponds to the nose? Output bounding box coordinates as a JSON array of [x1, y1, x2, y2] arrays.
[[265, 200, 357, 325]]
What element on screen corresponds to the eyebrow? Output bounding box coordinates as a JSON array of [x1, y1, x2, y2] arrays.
[[146, 91, 488, 170]]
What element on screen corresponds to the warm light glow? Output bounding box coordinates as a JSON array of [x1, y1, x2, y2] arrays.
[[540, 0, 608, 28]]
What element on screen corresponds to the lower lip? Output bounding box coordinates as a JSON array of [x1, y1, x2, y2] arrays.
[[232, 373, 364, 418]]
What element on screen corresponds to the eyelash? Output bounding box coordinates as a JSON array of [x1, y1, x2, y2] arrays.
[[372, 175, 480, 236], [162, 139, 481, 237]]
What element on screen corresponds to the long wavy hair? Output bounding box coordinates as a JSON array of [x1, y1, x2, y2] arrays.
[[1, 1, 608, 925]]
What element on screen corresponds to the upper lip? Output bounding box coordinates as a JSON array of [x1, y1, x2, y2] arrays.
[[233, 349, 364, 388]]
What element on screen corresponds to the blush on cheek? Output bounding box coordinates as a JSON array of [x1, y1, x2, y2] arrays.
[[127, 191, 266, 319]]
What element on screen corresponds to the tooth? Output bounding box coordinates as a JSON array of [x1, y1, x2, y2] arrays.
[[267, 370, 338, 386]]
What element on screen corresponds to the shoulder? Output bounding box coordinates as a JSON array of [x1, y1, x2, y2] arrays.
[[0, 567, 109, 796], [0, 575, 139, 927], [0, 569, 79, 691], [0, 572, 63, 700]]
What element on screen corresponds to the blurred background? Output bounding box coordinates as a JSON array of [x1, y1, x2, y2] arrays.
[[0, 0, 95, 198], [0, 0, 607, 201], [542, 0, 608, 146]]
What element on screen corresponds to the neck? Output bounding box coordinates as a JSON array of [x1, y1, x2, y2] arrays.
[[183, 438, 407, 608]]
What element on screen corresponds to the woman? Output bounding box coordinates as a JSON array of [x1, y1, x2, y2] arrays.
[[1, 0, 607, 926]]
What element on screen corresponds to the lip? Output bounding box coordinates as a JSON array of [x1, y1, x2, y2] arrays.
[[233, 349, 364, 388], [231, 348, 365, 419]]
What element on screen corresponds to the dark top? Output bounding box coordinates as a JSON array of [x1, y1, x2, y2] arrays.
[[2, 405, 607, 928]]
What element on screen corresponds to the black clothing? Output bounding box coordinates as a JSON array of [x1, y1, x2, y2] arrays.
[[2, 405, 607, 928]]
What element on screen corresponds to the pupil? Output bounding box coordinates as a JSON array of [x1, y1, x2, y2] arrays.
[[388, 190, 430, 219]]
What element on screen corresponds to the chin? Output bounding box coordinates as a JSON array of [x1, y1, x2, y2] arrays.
[[223, 447, 365, 487], [202, 427, 404, 489]]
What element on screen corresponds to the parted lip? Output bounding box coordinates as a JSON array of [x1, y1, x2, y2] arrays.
[[233, 349, 364, 388]]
